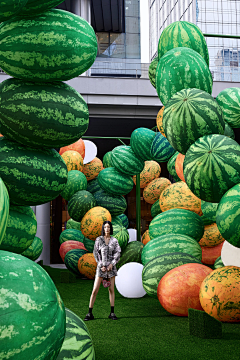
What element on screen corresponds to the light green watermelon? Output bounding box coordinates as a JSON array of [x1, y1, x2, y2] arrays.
[[103, 151, 113, 168], [130, 128, 156, 161], [151, 200, 162, 218], [66, 218, 81, 231], [201, 200, 218, 223], [94, 188, 127, 217], [118, 214, 129, 229], [113, 225, 129, 251], [216, 87, 240, 128], [18, 0, 65, 17], [86, 177, 102, 194], [111, 145, 144, 176], [59, 229, 85, 244], [0, 177, 9, 245], [61, 171, 87, 201], [21, 236, 43, 261], [148, 57, 158, 88], [214, 256, 225, 269], [167, 152, 181, 182], [224, 122, 235, 139], [98, 167, 134, 196]]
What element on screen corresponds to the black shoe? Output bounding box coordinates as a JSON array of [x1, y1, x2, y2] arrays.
[[84, 313, 94, 321], [108, 312, 118, 320]]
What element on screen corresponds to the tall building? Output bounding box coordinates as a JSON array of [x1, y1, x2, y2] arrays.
[[149, 0, 240, 82]]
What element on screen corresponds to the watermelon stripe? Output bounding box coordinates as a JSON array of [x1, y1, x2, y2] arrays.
[[216, 88, 240, 128], [97, 167, 133, 196], [111, 145, 144, 176], [94, 189, 127, 217]]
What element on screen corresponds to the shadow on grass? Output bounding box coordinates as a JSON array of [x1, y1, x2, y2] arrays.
[[223, 332, 240, 340]]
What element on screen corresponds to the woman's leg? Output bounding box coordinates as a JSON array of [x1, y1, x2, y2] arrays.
[[108, 276, 115, 306], [89, 276, 103, 308]]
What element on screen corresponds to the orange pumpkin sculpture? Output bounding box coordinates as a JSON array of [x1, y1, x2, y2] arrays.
[[157, 263, 212, 316], [59, 138, 85, 160], [156, 107, 166, 137], [175, 153, 185, 182], [142, 229, 151, 246], [199, 266, 240, 322], [143, 177, 171, 204], [201, 242, 224, 265], [82, 157, 103, 181], [78, 253, 97, 279], [61, 150, 83, 172], [199, 223, 225, 247], [133, 161, 161, 188], [81, 206, 111, 240]]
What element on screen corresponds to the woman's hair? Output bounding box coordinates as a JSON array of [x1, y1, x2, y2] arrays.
[[101, 221, 113, 236]]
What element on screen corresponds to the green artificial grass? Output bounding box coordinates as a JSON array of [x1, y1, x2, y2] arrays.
[[188, 308, 222, 339], [43, 266, 240, 360]]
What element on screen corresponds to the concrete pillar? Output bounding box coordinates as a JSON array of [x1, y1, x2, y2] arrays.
[[35, 202, 50, 265], [80, 0, 91, 22], [72, 0, 81, 16]]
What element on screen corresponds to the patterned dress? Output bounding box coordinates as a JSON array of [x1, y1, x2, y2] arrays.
[[93, 236, 121, 278]]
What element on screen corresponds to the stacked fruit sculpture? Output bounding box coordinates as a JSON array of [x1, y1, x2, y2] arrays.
[[0, 1, 97, 358]]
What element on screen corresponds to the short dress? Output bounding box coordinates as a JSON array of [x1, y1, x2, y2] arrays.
[[93, 236, 121, 278]]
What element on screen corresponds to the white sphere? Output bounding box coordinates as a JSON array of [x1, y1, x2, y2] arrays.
[[221, 240, 240, 267], [83, 140, 97, 164], [115, 262, 146, 298], [127, 228, 137, 242]]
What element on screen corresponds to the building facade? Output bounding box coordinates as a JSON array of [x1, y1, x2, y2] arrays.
[[149, 0, 240, 82]]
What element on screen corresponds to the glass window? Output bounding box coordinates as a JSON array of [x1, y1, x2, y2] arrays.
[[96, 32, 110, 57], [126, 33, 141, 58]]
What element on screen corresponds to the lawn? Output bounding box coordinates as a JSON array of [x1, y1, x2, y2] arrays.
[[45, 266, 240, 360]]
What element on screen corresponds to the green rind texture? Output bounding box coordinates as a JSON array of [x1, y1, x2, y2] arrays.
[[0, 78, 89, 148], [113, 225, 129, 251], [167, 151, 181, 182], [57, 308, 95, 360], [94, 189, 127, 217], [214, 256, 225, 269], [68, 190, 96, 222], [97, 167, 134, 196], [21, 236, 43, 261], [59, 229, 85, 244], [64, 249, 88, 276], [201, 200, 218, 222], [116, 241, 144, 269], [0, 250, 66, 360], [216, 87, 240, 128], [201, 214, 214, 226], [66, 218, 81, 231], [151, 200, 162, 218], [0, 137, 68, 206], [61, 170, 87, 201], [142, 252, 202, 298], [118, 214, 129, 229], [0, 0, 28, 22], [0, 9, 97, 82], [148, 57, 158, 88], [224, 122, 235, 139], [103, 151, 113, 168], [18, 0, 65, 17], [216, 183, 240, 247], [83, 238, 94, 252], [86, 177, 102, 194], [183, 134, 240, 203], [0, 205, 37, 254], [156, 47, 213, 106], [150, 132, 176, 162], [158, 21, 209, 66], [163, 88, 225, 154], [111, 216, 123, 227], [149, 208, 204, 242], [111, 145, 144, 176], [141, 233, 202, 266], [0, 177, 9, 245], [130, 128, 156, 161]]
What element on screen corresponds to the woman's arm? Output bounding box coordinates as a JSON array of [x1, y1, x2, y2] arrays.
[[111, 239, 121, 266], [93, 238, 104, 267]]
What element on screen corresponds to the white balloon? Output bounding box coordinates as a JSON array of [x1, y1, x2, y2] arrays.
[[115, 262, 146, 298], [83, 140, 97, 164], [221, 240, 240, 267], [127, 228, 137, 242]]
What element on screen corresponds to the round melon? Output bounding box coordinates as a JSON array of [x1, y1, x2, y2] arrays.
[[18, 0, 65, 17], [59, 138, 85, 159], [68, 190, 96, 222], [167, 151, 181, 182], [142, 229, 151, 246], [224, 122, 235, 139], [98, 167, 134, 196], [61, 150, 83, 172], [82, 157, 103, 181], [156, 107, 166, 137], [199, 223, 225, 247], [111, 145, 144, 176], [201, 200, 218, 223], [78, 253, 97, 279], [103, 151, 113, 168], [175, 153, 185, 182], [118, 214, 129, 229], [111, 216, 123, 227], [112, 225, 129, 251], [21, 236, 43, 261], [216, 87, 240, 128], [214, 256, 225, 269], [93, 188, 127, 217], [59, 229, 85, 244], [148, 57, 158, 88], [150, 132, 175, 162], [130, 127, 156, 161], [116, 241, 144, 269], [81, 206, 111, 240], [64, 248, 88, 276], [143, 177, 171, 204], [60, 170, 87, 201], [59, 240, 87, 262], [201, 242, 224, 265], [83, 237, 95, 253], [0, 0, 28, 22], [151, 199, 162, 218], [86, 177, 102, 194], [133, 161, 161, 188], [66, 218, 81, 231]]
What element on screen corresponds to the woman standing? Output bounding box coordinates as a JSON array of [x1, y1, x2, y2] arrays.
[[84, 221, 121, 321]]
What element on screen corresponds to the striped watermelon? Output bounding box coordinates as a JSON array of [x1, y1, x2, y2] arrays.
[[94, 188, 127, 217], [113, 225, 129, 251], [86, 177, 102, 194], [175, 153, 185, 182], [61, 170, 87, 201], [0, 205, 37, 254], [68, 190, 96, 222], [78, 253, 97, 279], [149, 209, 204, 242], [103, 151, 113, 168], [59, 138, 85, 159], [216, 87, 240, 128], [0, 0, 28, 22], [61, 150, 83, 172], [224, 123, 235, 139], [148, 57, 158, 88], [0, 177, 9, 245], [59, 241, 87, 262], [150, 132, 175, 162], [201, 200, 218, 223], [158, 21, 209, 65], [57, 308, 95, 360], [116, 241, 144, 269], [141, 233, 202, 266], [81, 206, 111, 240], [200, 214, 214, 226], [21, 236, 43, 261], [98, 167, 134, 196], [64, 249, 88, 276], [183, 134, 240, 203], [111, 145, 144, 176], [82, 157, 103, 181], [143, 177, 171, 204], [18, 0, 65, 17], [151, 199, 162, 218], [216, 183, 240, 247], [167, 152, 181, 182], [133, 161, 161, 188], [111, 216, 123, 227], [142, 252, 202, 299], [59, 229, 85, 244], [156, 47, 213, 106], [66, 218, 81, 231], [0, 138, 68, 206], [118, 214, 129, 229], [130, 128, 156, 161], [0, 9, 97, 82], [0, 250, 66, 360], [160, 181, 202, 215], [0, 79, 89, 148], [83, 237, 95, 253], [156, 107, 166, 137], [214, 256, 225, 269], [199, 223, 224, 247], [163, 88, 225, 154]]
